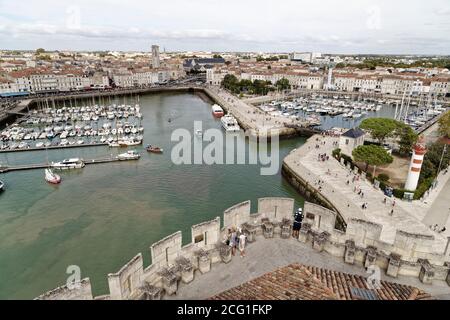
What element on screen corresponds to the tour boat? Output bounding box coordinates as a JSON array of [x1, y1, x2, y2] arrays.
[[0, 180, 4, 192], [117, 150, 141, 161], [220, 115, 241, 132], [212, 104, 224, 118], [146, 145, 163, 154], [52, 158, 85, 170], [45, 168, 61, 184]]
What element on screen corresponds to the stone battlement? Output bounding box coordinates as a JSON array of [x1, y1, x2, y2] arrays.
[[36, 198, 450, 300]]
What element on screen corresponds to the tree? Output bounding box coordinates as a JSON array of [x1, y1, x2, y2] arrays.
[[438, 110, 450, 138], [397, 125, 418, 155], [36, 48, 45, 55], [359, 118, 403, 144], [352, 145, 393, 175], [275, 78, 291, 91]]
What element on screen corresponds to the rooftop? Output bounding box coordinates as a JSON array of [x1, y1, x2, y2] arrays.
[[342, 127, 365, 139], [210, 263, 431, 300]]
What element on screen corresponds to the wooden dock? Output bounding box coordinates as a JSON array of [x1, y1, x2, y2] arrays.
[[0, 142, 109, 154], [0, 157, 138, 173]]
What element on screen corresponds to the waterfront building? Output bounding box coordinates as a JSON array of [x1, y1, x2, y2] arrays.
[[339, 128, 366, 157]]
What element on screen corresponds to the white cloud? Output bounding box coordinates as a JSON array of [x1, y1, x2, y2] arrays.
[[0, 0, 449, 54]]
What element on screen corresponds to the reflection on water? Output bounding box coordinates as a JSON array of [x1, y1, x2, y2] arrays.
[[0, 92, 306, 299]]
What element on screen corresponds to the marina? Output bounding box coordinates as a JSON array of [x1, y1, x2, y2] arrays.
[[257, 94, 448, 132], [0, 102, 144, 152], [0, 92, 306, 299]]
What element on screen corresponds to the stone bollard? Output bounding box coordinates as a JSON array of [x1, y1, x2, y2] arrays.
[[158, 269, 178, 296], [272, 220, 282, 237], [281, 219, 292, 239], [344, 240, 356, 265], [139, 283, 164, 300], [175, 257, 194, 284], [242, 223, 258, 243], [312, 231, 330, 252], [386, 253, 401, 278], [298, 223, 311, 243], [217, 243, 232, 264], [445, 262, 450, 287], [418, 259, 434, 285], [364, 246, 378, 268], [262, 222, 274, 239], [196, 250, 211, 274]]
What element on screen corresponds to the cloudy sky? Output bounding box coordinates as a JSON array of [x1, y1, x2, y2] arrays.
[[0, 0, 449, 54]]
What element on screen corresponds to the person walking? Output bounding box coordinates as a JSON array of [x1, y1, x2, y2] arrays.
[[229, 227, 237, 256], [239, 230, 247, 258]]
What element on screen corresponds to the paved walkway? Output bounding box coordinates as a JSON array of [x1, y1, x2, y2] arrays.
[[284, 135, 447, 252], [423, 171, 450, 232], [206, 86, 310, 132], [171, 237, 450, 300]]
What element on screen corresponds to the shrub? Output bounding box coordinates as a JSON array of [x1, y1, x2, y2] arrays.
[[332, 148, 341, 159], [379, 181, 387, 191], [414, 177, 434, 200], [341, 153, 352, 165], [377, 173, 390, 182], [393, 188, 406, 199]]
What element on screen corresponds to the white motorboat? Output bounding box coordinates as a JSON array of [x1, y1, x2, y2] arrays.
[[117, 150, 141, 161], [45, 168, 61, 184], [0, 180, 4, 192], [212, 104, 224, 118], [52, 158, 85, 170], [35, 142, 44, 148], [221, 115, 241, 132]]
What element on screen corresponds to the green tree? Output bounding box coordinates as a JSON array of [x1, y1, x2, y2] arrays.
[[352, 145, 394, 175], [275, 78, 291, 91], [397, 125, 418, 155], [36, 48, 45, 55], [359, 118, 403, 144], [438, 110, 450, 138]]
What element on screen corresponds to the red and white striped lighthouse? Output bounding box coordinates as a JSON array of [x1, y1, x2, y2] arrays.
[[404, 136, 427, 191]]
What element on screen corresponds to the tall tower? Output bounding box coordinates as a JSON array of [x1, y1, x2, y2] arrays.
[[152, 45, 160, 68], [404, 136, 427, 191]]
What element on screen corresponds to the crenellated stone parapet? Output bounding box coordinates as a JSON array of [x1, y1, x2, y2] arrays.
[[36, 198, 450, 300]]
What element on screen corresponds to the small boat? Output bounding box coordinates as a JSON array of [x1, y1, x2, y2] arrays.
[[0, 180, 4, 192], [196, 130, 203, 137], [146, 145, 163, 154], [212, 104, 224, 118], [52, 158, 85, 170], [45, 168, 61, 184], [117, 150, 141, 161]]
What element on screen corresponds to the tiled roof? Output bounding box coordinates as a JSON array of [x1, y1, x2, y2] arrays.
[[342, 128, 365, 139], [210, 264, 432, 300]]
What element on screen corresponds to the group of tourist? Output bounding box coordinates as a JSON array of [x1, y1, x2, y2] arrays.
[[317, 153, 330, 162], [429, 224, 446, 233], [225, 227, 247, 258]]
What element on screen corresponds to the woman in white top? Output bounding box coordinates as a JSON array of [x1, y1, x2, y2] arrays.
[[238, 231, 247, 257]]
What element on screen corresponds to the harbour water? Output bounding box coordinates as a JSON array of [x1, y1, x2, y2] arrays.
[[0, 92, 306, 299]]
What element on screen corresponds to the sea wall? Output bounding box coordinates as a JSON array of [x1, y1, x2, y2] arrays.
[[36, 197, 450, 300]]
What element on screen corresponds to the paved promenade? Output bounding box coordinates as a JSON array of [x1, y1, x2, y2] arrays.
[[205, 86, 312, 134], [283, 134, 448, 252], [172, 237, 450, 300]]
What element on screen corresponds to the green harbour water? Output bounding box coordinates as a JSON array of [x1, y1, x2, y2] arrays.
[[0, 92, 306, 299]]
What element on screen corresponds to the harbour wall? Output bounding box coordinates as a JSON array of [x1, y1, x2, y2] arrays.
[[36, 197, 450, 300]]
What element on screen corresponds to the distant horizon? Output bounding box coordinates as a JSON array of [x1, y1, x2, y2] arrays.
[[1, 48, 449, 58], [1, 0, 449, 55]]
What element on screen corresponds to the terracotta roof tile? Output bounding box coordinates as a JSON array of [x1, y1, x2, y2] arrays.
[[210, 264, 432, 300]]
